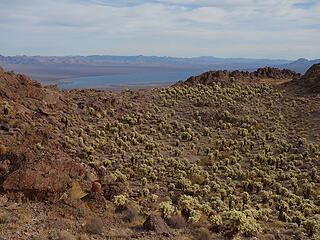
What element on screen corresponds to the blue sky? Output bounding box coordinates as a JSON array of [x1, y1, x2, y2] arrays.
[[0, 0, 319, 59]]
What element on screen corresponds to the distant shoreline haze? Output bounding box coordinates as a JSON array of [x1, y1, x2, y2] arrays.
[[58, 71, 207, 89], [0, 55, 319, 85]]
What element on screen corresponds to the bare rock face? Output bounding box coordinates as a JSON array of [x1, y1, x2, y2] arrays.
[[0, 68, 44, 103], [143, 215, 171, 235], [2, 156, 85, 193], [293, 63, 320, 92]]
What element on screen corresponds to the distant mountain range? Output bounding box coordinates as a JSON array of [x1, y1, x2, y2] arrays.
[[0, 55, 291, 67], [279, 58, 320, 73], [0, 55, 319, 83]]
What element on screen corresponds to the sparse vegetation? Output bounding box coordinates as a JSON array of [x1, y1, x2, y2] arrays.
[[0, 66, 319, 239]]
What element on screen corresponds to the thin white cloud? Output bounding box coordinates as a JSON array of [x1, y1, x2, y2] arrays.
[[0, 0, 319, 58]]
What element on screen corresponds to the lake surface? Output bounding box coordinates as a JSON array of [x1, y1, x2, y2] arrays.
[[58, 70, 207, 89]]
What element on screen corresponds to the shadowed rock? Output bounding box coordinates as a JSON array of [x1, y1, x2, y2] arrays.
[[143, 215, 172, 235], [291, 63, 320, 93]]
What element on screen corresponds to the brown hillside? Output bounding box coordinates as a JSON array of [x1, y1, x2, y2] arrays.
[[0, 67, 44, 101], [0, 68, 92, 195], [174, 67, 300, 87], [0, 66, 319, 240]]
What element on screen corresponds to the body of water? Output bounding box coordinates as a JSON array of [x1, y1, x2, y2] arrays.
[[58, 70, 207, 89]]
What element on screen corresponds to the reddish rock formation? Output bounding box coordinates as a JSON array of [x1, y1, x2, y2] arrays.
[[174, 67, 300, 87], [2, 150, 87, 193], [0, 69, 43, 102], [0, 68, 90, 195]]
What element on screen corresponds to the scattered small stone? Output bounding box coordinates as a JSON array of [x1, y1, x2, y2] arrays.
[[103, 182, 126, 200], [32, 235, 47, 240], [0, 213, 20, 224], [0, 160, 10, 175], [58, 231, 77, 240], [123, 205, 140, 222], [76, 234, 90, 240], [192, 228, 212, 240], [91, 182, 102, 193], [0, 144, 7, 154], [85, 172, 98, 182], [107, 228, 133, 238], [0, 195, 8, 205], [48, 230, 77, 240], [84, 217, 103, 235], [48, 231, 60, 240]]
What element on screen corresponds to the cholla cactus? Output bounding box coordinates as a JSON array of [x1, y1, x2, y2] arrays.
[[201, 202, 212, 215], [142, 188, 150, 197], [84, 146, 95, 155], [2, 101, 12, 115], [159, 201, 176, 218], [141, 177, 147, 186], [188, 209, 202, 223], [203, 127, 211, 136], [168, 183, 175, 190], [178, 195, 200, 213], [113, 170, 127, 183], [150, 194, 158, 203], [302, 217, 320, 237], [208, 214, 222, 226], [242, 192, 250, 205], [113, 194, 128, 207], [224, 210, 262, 237]]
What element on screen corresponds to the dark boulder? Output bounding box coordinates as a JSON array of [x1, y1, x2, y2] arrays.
[[143, 215, 172, 235]]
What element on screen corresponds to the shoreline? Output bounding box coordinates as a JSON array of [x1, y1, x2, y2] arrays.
[[60, 81, 174, 91]]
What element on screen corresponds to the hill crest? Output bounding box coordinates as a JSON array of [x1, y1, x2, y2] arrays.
[[174, 67, 300, 87]]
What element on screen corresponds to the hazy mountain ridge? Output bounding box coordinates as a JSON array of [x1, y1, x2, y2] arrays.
[[280, 58, 320, 74], [0, 55, 317, 83], [0, 55, 290, 66]]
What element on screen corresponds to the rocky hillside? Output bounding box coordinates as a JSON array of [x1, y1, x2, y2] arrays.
[[290, 63, 320, 93], [175, 67, 300, 87], [0, 65, 319, 240], [0, 66, 93, 195]]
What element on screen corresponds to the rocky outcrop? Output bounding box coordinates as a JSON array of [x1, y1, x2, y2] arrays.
[[0, 67, 90, 195], [253, 67, 299, 79], [0, 67, 65, 109], [0, 69, 44, 101], [143, 215, 172, 235], [291, 63, 320, 93], [174, 67, 300, 87], [2, 149, 88, 193]]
